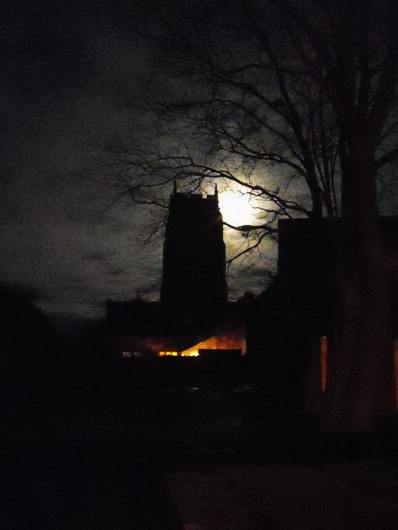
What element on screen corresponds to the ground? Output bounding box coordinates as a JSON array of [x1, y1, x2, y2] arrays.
[[169, 461, 398, 530], [2, 449, 398, 529], [2, 357, 398, 528]]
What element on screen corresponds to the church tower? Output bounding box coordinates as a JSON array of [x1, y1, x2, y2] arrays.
[[160, 185, 227, 323]]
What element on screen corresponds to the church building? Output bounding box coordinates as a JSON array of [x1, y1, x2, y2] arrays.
[[161, 184, 228, 325], [105, 185, 246, 359]]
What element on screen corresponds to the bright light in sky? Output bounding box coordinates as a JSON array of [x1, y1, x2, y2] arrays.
[[219, 190, 255, 226]]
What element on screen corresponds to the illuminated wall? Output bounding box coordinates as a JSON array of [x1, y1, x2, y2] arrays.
[[159, 328, 246, 357]]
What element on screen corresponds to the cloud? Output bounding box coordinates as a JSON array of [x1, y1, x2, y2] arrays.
[[106, 268, 127, 277], [0, 1, 269, 317], [83, 252, 108, 262]]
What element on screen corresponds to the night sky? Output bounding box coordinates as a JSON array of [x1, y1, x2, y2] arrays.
[[1, 1, 271, 320]]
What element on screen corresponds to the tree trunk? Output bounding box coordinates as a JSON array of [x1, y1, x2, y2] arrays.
[[323, 147, 395, 432]]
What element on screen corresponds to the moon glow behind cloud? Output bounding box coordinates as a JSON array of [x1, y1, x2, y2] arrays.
[[218, 190, 256, 227]]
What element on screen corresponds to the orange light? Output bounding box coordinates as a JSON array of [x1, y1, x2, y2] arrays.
[[394, 340, 398, 410], [180, 330, 246, 357], [320, 336, 328, 393], [157, 327, 246, 358], [158, 350, 199, 357], [180, 351, 199, 357]]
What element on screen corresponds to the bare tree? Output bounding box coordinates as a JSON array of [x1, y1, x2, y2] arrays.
[[102, 1, 341, 231], [102, 0, 398, 431], [269, 0, 398, 432]]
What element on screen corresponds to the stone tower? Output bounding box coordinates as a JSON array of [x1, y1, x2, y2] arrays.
[[161, 185, 227, 323]]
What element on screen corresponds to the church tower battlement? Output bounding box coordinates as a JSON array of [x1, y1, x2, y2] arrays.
[[160, 184, 227, 322]]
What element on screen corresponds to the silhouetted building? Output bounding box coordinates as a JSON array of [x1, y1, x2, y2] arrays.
[[0, 283, 55, 364], [105, 186, 245, 359], [161, 185, 227, 324], [248, 216, 398, 421], [277, 216, 398, 336]]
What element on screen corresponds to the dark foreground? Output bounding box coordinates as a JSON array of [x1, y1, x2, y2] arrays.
[[2, 357, 398, 529], [1, 447, 398, 529]]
